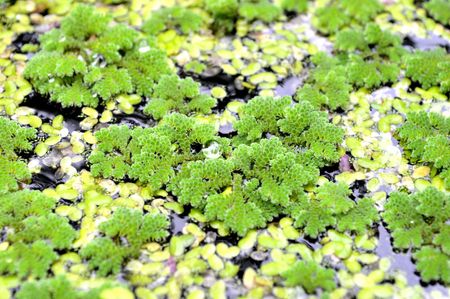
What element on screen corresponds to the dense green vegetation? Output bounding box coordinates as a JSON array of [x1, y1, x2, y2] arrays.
[[1, 0, 450, 298]]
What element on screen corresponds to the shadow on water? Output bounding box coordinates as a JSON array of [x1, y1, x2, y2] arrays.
[[376, 224, 449, 296], [23, 92, 83, 132], [274, 76, 303, 97], [403, 34, 450, 51], [113, 105, 154, 128], [27, 165, 58, 190], [12, 32, 39, 53]]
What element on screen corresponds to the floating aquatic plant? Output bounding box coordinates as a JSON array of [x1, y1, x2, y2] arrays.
[[396, 111, 450, 188], [80, 207, 169, 276], [383, 187, 450, 283], [313, 0, 383, 34], [142, 6, 204, 35], [424, 0, 450, 25], [404, 48, 450, 93], [2, 0, 450, 297], [281, 260, 336, 293], [24, 4, 172, 107]]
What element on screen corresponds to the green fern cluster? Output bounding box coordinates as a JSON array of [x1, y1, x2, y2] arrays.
[[143, 74, 216, 120], [292, 182, 379, 238], [295, 53, 351, 110], [90, 96, 344, 236], [205, 0, 307, 33], [23, 4, 172, 107], [313, 0, 383, 34], [16, 275, 114, 299], [383, 187, 450, 283], [0, 117, 36, 194], [281, 260, 336, 293], [89, 113, 225, 191], [0, 190, 76, 278], [168, 100, 344, 236], [404, 48, 450, 93], [296, 24, 404, 107], [169, 137, 317, 236], [424, 0, 450, 25], [396, 111, 450, 188], [335, 24, 405, 89], [142, 6, 204, 35], [238, 0, 283, 22], [80, 207, 169, 275], [234, 96, 344, 165], [0, 116, 36, 160]]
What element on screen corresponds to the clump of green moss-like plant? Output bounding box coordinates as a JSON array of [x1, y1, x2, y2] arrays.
[[24, 4, 172, 108], [383, 187, 450, 284]]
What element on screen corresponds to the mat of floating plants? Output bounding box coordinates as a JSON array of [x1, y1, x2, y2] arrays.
[[0, 0, 449, 298]]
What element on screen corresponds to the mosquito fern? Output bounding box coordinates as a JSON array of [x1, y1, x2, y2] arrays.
[[142, 6, 203, 35], [143, 74, 216, 120], [24, 4, 172, 107], [383, 187, 449, 283], [313, 0, 382, 34], [424, 0, 450, 25], [281, 261, 336, 293], [292, 182, 379, 238], [404, 48, 450, 93], [396, 111, 450, 188], [80, 207, 169, 276], [235, 96, 344, 165]]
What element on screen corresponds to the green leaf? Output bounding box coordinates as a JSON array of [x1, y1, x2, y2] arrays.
[[239, 0, 282, 22], [234, 96, 291, 142], [144, 75, 216, 120], [123, 46, 172, 97], [404, 48, 450, 90], [12, 214, 76, 249], [16, 276, 79, 299], [341, 0, 383, 22], [128, 130, 175, 190], [396, 111, 449, 181], [382, 191, 428, 249], [424, 0, 450, 25], [169, 158, 234, 207], [0, 157, 31, 195], [337, 198, 379, 234], [281, 261, 336, 293], [316, 182, 354, 214], [434, 225, 450, 255], [143, 6, 203, 35], [80, 237, 128, 276], [90, 24, 138, 63], [413, 246, 450, 283], [313, 6, 349, 34], [383, 187, 449, 249], [52, 78, 98, 107], [292, 194, 336, 238], [89, 125, 132, 180], [0, 190, 55, 230], [24, 52, 87, 80], [0, 241, 58, 279], [0, 116, 36, 160], [232, 138, 317, 206], [87, 66, 133, 101], [415, 186, 450, 222], [81, 207, 169, 276], [281, 0, 307, 13], [60, 4, 111, 39], [205, 176, 273, 236], [99, 207, 169, 248]]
